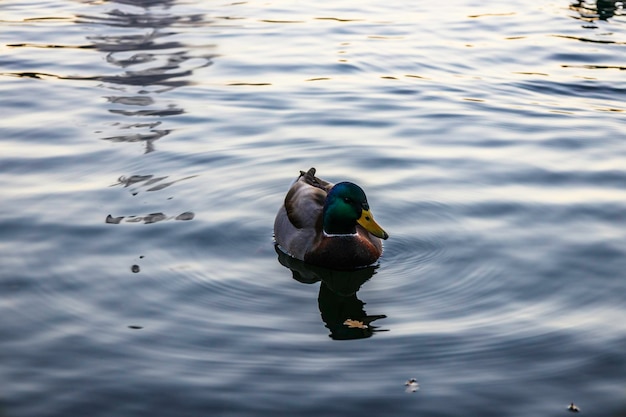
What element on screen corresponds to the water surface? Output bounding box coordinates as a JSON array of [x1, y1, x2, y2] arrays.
[[1, 1, 626, 416]]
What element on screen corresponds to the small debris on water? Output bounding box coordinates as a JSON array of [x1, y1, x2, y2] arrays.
[[568, 403, 580, 413], [405, 378, 420, 393], [128, 325, 143, 330], [131, 265, 140, 273]]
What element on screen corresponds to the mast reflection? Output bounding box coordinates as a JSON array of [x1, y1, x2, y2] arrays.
[[76, 0, 214, 153]]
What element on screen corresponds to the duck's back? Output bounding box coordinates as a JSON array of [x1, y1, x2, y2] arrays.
[[274, 169, 330, 259]]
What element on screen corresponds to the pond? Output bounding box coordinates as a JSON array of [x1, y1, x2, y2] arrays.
[[1, 1, 625, 416]]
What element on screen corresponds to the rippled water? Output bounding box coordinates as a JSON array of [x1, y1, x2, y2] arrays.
[[2, 0, 626, 416]]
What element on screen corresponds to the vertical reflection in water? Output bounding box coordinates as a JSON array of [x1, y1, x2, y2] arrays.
[[570, 0, 623, 22], [76, 0, 214, 153]]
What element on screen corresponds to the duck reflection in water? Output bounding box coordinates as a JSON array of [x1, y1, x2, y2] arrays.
[[276, 247, 387, 340]]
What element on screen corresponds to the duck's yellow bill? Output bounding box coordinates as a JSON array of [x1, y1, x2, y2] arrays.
[[358, 209, 389, 240]]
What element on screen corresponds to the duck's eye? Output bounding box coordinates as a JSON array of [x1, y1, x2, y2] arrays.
[[343, 197, 352, 203]]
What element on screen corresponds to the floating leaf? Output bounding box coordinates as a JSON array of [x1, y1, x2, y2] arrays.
[[343, 319, 367, 329]]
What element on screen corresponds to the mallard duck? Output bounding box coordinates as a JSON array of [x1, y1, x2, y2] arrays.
[[274, 168, 389, 269]]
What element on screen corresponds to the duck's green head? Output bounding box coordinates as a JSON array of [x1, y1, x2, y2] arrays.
[[322, 182, 389, 239]]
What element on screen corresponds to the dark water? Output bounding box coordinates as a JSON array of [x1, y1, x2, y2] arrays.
[[1, 1, 626, 416]]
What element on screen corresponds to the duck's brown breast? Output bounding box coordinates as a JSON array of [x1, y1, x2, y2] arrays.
[[304, 232, 382, 269]]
